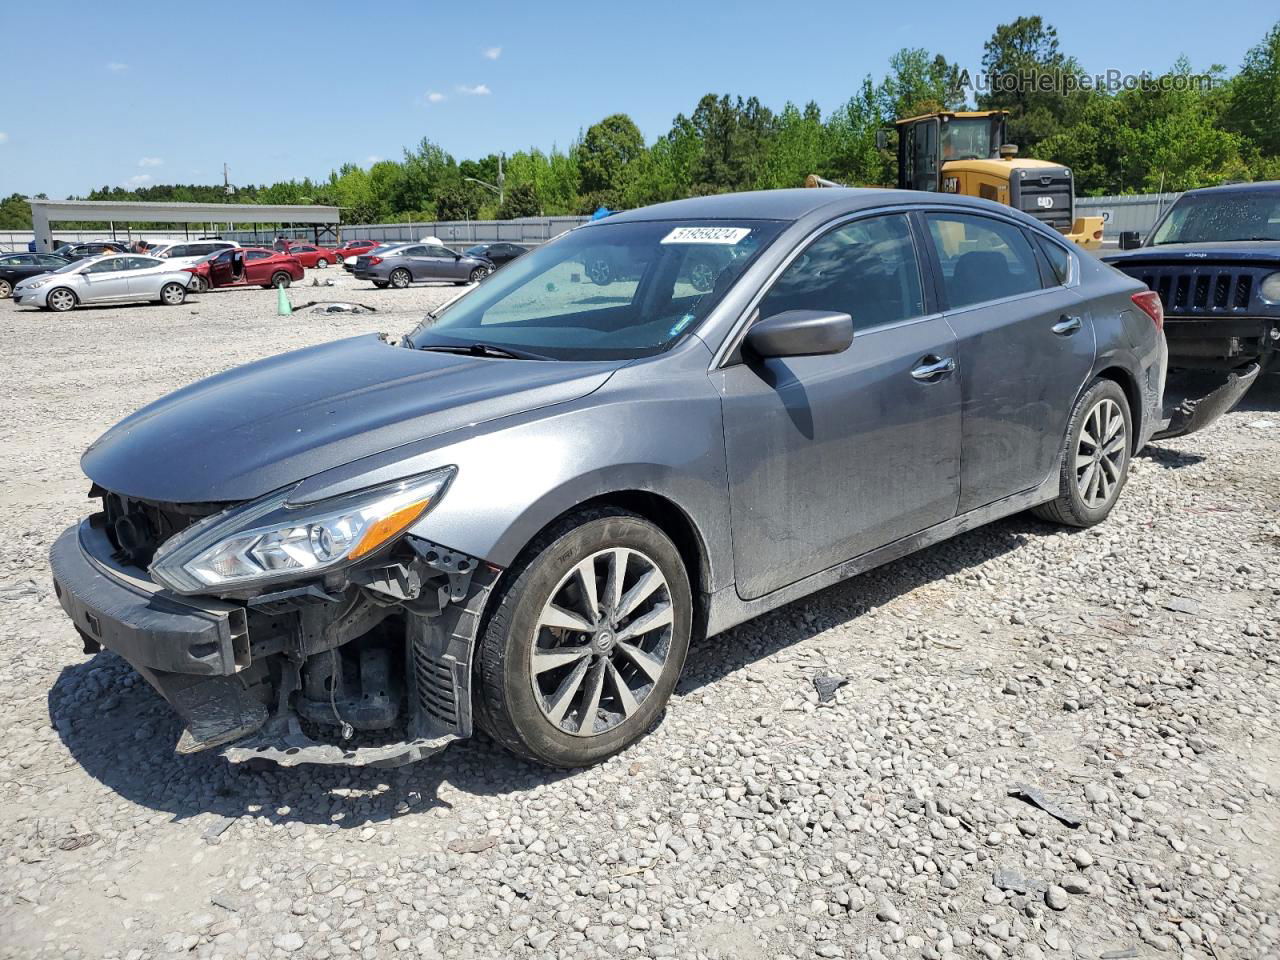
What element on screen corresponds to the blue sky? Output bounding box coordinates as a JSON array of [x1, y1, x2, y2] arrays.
[[1, 0, 1275, 198]]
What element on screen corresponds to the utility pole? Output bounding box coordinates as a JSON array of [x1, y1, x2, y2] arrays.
[[223, 163, 234, 195], [498, 152, 505, 207]]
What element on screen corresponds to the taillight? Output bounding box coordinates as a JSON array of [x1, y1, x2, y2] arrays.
[[1131, 290, 1163, 332], [1092, 229, 1103, 241], [369, 256, 383, 266]]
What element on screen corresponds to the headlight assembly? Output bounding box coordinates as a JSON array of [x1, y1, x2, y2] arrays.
[[24, 277, 55, 289], [1259, 271, 1280, 304], [149, 467, 455, 594]]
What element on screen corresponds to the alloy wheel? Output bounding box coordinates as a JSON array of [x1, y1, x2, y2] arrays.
[[529, 547, 674, 737], [161, 283, 185, 305], [0, 279, 11, 299], [1075, 397, 1126, 508], [390, 269, 411, 289], [48, 288, 76, 311]]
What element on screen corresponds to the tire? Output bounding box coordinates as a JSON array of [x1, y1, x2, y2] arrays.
[[469, 266, 489, 284], [270, 272, 292, 289], [475, 508, 692, 768], [688, 258, 716, 292], [316, 258, 329, 269], [389, 268, 411, 289], [159, 282, 186, 306], [188, 274, 207, 293], [1033, 378, 1132, 527], [47, 287, 78, 312], [586, 256, 612, 286], [373, 280, 389, 289], [0, 279, 11, 299], [335, 254, 345, 265]]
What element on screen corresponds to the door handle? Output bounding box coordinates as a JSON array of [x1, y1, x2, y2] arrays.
[[911, 356, 956, 381], [1052, 314, 1082, 335]]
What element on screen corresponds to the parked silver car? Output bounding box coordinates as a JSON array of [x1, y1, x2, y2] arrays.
[[353, 242, 493, 288], [52, 189, 1176, 771], [13, 254, 194, 312]]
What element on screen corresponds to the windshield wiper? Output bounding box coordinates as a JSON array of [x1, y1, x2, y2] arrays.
[[418, 342, 551, 361]]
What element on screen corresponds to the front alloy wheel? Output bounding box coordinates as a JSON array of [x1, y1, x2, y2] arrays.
[[47, 287, 77, 312], [476, 509, 691, 767]]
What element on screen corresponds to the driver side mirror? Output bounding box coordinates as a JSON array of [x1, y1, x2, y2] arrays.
[[1119, 230, 1141, 250], [745, 310, 853, 359]]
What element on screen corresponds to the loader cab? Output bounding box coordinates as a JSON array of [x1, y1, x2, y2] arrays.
[[896, 111, 1008, 192]]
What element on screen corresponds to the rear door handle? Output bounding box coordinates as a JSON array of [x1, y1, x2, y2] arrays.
[[911, 356, 956, 381], [1052, 314, 1082, 335]]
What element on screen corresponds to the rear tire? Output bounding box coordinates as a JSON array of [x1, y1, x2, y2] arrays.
[[1033, 378, 1132, 527], [160, 282, 186, 306], [270, 272, 292, 288], [316, 257, 329, 269], [0, 279, 12, 299], [47, 287, 78, 312], [475, 508, 692, 768], [188, 274, 208, 293], [389, 268, 411, 289]]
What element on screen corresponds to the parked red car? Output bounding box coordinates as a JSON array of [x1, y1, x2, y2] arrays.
[[185, 248, 305, 291], [334, 239, 380, 263], [272, 240, 339, 268]]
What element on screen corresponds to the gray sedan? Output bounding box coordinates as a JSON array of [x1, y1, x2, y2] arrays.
[[51, 189, 1169, 771], [13, 254, 194, 311], [352, 242, 493, 288]]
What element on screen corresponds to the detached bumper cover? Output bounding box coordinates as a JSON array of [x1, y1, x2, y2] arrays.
[[1152, 362, 1261, 441]]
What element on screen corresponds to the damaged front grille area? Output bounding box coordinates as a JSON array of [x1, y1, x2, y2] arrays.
[[94, 486, 232, 569]]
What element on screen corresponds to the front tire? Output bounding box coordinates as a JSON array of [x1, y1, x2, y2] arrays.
[[469, 266, 489, 284], [475, 509, 692, 768], [159, 282, 186, 306], [316, 257, 329, 269], [47, 287, 78, 312], [1033, 378, 1132, 527], [389, 268, 411, 289]]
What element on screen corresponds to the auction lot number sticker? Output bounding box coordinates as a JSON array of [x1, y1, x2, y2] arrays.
[[661, 226, 751, 245]]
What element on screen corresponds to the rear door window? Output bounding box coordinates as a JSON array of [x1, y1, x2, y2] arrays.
[[925, 213, 1042, 309], [1034, 235, 1074, 286]]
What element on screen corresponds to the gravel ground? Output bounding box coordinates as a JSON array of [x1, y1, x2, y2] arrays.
[[0, 269, 1278, 960]]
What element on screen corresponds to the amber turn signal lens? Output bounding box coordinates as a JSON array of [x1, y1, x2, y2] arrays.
[[349, 498, 433, 560]]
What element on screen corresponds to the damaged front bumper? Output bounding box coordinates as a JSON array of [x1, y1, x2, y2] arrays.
[[50, 517, 498, 768]]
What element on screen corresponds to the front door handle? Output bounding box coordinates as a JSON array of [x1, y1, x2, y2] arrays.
[[911, 355, 956, 381], [1052, 314, 1082, 335]]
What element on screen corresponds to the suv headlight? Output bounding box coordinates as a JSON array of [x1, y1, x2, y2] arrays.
[[149, 467, 455, 594], [1259, 271, 1280, 304]]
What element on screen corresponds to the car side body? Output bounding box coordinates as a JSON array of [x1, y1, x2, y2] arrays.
[[353, 243, 493, 287], [1103, 181, 1280, 372], [13, 254, 196, 311], [0, 252, 70, 298], [185, 248, 306, 290], [273, 241, 339, 268], [49, 189, 1162, 769]]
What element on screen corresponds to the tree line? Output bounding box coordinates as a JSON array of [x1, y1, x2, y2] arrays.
[[2, 17, 1277, 231]]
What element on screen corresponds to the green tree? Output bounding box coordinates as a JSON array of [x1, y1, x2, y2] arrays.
[[977, 17, 1077, 150], [881, 49, 967, 119], [1226, 21, 1280, 157], [578, 114, 645, 202], [497, 182, 540, 219]]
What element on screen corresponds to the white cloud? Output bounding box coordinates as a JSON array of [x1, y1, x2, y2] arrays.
[[138, 156, 163, 167], [456, 84, 491, 96], [126, 174, 151, 186], [366, 154, 382, 164], [482, 46, 502, 60], [0, 132, 8, 145], [107, 61, 129, 72], [425, 91, 446, 103]]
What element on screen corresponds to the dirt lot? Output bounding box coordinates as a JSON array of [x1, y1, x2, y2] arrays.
[[0, 269, 1277, 960]]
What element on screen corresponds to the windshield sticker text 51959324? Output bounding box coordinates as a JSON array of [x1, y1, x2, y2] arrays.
[[660, 226, 751, 245]]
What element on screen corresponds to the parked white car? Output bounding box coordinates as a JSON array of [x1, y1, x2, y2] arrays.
[[151, 240, 240, 270], [12, 254, 195, 312]]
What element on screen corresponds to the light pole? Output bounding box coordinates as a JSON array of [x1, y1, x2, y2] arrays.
[[464, 153, 505, 207]]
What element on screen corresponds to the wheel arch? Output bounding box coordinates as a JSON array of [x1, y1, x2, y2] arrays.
[[1091, 364, 1143, 453]]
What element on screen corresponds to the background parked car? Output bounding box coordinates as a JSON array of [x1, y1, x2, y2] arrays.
[[354, 242, 492, 288], [463, 242, 528, 269], [334, 239, 380, 264], [12, 254, 193, 312], [345, 242, 407, 273], [185, 248, 305, 291], [153, 240, 240, 271], [54, 241, 129, 262], [0, 252, 70, 299], [272, 239, 339, 268]]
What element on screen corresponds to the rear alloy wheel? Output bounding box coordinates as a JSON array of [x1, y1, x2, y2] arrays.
[[586, 257, 612, 286], [188, 274, 208, 293], [47, 287, 78, 312], [271, 272, 292, 289], [335, 254, 345, 265], [1033, 378, 1131, 527], [476, 508, 692, 768], [688, 259, 716, 292], [315, 257, 329, 269], [0, 279, 11, 299], [160, 282, 187, 306], [389, 268, 412, 289], [469, 266, 489, 284]]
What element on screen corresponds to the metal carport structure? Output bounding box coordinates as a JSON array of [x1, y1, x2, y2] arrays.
[[26, 199, 340, 252]]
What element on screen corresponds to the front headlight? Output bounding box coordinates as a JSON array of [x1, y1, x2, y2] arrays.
[[24, 277, 55, 289], [150, 467, 455, 594], [1259, 271, 1280, 304]]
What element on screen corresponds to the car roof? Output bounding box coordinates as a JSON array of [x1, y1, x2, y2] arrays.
[[1180, 179, 1280, 198]]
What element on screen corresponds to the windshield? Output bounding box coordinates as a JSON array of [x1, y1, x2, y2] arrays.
[[407, 219, 784, 361], [1151, 191, 1280, 244], [941, 117, 999, 162], [52, 258, 89, 274]]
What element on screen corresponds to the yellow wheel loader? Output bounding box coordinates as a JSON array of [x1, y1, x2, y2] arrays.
[[806, 110, 1105, 251]]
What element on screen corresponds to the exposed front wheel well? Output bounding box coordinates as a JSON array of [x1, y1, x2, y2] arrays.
[[1092, 366, 1143, 453]]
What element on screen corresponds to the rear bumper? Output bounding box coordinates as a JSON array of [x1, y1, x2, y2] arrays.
[[50, 520, 248, 676]]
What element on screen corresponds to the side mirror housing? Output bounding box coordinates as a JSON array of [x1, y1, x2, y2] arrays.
[[745, 310, 853, 359], [1119, 230, 1141, 250]]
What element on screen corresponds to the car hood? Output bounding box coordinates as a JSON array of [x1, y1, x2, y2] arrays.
[[82, 333, 622, 503], [1103, 240, 1280, 266]]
